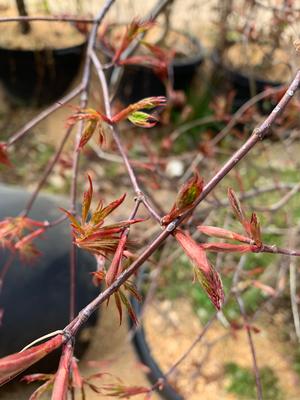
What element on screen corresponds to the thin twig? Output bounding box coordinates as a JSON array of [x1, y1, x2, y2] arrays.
[[21, 126, 74, 217], [68, 0, 116, 323], [7, 84, 83, 147], [0, 15, 96, 23], [236, 294, 263, 400]]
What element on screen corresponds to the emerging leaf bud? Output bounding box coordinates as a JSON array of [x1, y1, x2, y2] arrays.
[[162, 172, 204, 225]]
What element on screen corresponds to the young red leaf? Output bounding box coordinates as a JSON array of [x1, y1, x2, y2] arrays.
[[250, 212, 262, 247], [127, 111, 158, 128], [0, 335, 62, 386], [162, 172, 204, 225], [141, 41, 174, 81], [200, 243, 253, 253], [112, 96, 167, 125], [174, 229, 224, 310], [22, 373, 53, 384], [77, 119, 98, 150], [82, 175, 93, 224], [71, 358, 83, 389], [29, 380, 54, 400], [103, 383, 149, 398], [22, 373, 55, 400], [114, 292, 123, 325], [227, 188, 251, 236], [197, 225, 250, 243], [91, 270, 106, 287], [91, 194, 126, 225], [119, 290, 139, 325], [124, 281, 142, 303], [66, 107, 109, 151], [112, 19, 154, 63], [0, 143, 12, 167], [106, 234, 127, 287], [14, 228, 45, 263]]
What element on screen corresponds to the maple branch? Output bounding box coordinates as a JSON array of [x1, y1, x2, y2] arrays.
[[0, 16, 96, 23], [109, 0, 174, 95], [7, 84, 83, 147], [61, 69, 300, 338], [90, 50, 142, 195], [287, 227, 300, 341], [68, 0, 116, 322], [21, 126, 74, 217], [51, 340, 74, 400], [211, 84, 286, 146], [178, 70, 300, 224]]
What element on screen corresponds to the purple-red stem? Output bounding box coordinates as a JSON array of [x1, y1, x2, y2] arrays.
[[7, 84, 83, 147], [21, 126, 74, 217], [68, 0, 116, 321]]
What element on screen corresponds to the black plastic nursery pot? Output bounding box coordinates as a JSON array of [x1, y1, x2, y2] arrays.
[[0, 41, 86, 107], [129, 270, 184, 400], [130, 298, 184, 400], [0, 185, 99, 372], [212, 53, 282, 110], [105, 30, 204, 105], [223, 66, 281, 110]]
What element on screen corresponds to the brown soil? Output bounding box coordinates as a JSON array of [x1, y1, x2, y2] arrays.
[[0, 13, 85, 50], [143, 298, 300, 400], [224, 42, 292, 82]]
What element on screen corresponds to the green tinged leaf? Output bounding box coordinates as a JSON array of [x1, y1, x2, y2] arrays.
[[114, 292, 123, 325], [118, 290, 139, 325], [82, 175, 93, 224], [127, 111, 157, 128]]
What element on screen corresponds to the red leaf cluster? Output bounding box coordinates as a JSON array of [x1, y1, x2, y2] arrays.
[[0, 216, 45, 263], [197, 188, 263, 255], [0, 143, 12, 167], [162, 172, 204, 225], [62, 176, 142, 258], [112, 18, 155, 64], [174, 229, 224, 310], [66, 107, 108, 151]]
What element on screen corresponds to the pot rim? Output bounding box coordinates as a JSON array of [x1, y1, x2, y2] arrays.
[[0, 40, 87, 55], [129, 269, 184, 400], [211, 50, 283, 86]]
